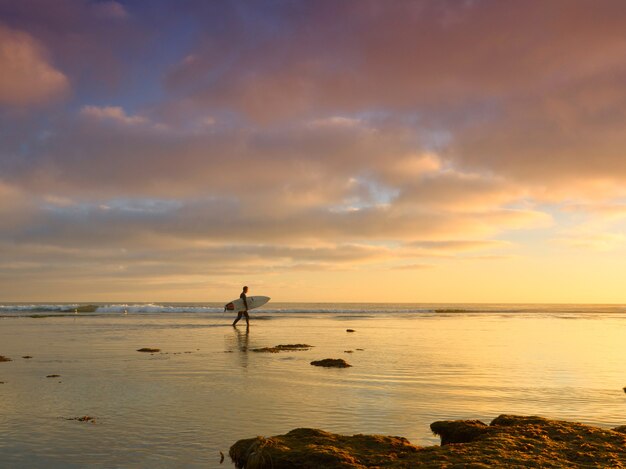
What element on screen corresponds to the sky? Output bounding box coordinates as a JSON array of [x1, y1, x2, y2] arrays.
[[1, 0, 626, 303]]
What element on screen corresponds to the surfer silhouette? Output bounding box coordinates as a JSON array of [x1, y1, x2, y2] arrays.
[[232, 286, 250, 327]]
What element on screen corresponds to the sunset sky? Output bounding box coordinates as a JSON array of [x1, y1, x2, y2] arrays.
[[1, 0, 626, 303]]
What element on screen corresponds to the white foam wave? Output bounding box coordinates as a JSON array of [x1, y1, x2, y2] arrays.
[[1, 303, 625, 316]]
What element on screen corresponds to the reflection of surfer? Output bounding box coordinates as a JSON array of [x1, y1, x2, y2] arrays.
[[235, 327, 249, 352], [232, 286, 250, 328]]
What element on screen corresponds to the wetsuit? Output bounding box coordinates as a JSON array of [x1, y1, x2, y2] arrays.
[[232, 290, 250, 326]]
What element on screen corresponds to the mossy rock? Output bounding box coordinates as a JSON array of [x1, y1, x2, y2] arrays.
[[252, 344, 313, 353], [230, 415, 626, 468], [311, 358, 351, 368]]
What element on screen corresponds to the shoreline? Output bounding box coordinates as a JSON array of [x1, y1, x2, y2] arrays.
[[230, 415, 626, 468]]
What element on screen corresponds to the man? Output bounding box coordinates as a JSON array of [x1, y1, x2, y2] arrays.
[[232, 285, 250, 327]]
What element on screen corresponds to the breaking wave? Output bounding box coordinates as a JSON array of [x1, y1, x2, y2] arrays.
[[1, 303, 625, 317]]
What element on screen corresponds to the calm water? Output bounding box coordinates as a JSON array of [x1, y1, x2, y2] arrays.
[[1, 303, 626, 468]]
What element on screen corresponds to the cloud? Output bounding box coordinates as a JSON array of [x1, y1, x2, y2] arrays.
[[162, 1, 626, 121], [0, 25, 69, 106], [157, 0, 626, 197], [409, 240, 512, 252], [2, 1, 626, 299], [0, 180, 36, 229], [80, 105, 148, 125], [553, 232, 626, 252], [390, 263, 434, 270], [308, 116, 362, 129], [561, 203, 626, 221], [92, 1, 129, 20]]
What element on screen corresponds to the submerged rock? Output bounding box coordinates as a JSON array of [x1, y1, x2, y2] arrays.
[[252, 344, 313, 353], [65, 416, 96, 423], [137, 348, 160, 353], [230, 415, 626, 468], [310, 358, 351, 368], [0, 355, 12, 362]]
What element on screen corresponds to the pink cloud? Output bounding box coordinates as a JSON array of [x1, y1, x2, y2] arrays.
[[80, 105, 148, 125], [0, 25, 69, 106], [91, 1, 129, 20]]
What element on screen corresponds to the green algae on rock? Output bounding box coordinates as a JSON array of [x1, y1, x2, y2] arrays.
[[230, 415, 626, 468], [252, 344, 313, 353]]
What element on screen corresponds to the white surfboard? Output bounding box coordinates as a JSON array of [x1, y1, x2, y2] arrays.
[[224, 296, 270, 312]]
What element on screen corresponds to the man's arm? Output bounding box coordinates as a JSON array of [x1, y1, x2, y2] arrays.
[[241, 293, 249, 310]]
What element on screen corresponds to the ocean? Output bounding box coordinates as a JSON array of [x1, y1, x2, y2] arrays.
[[1, 303, 626, 467]]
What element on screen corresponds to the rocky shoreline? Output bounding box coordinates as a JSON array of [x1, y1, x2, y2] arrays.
[[230, 415, 626, 468]]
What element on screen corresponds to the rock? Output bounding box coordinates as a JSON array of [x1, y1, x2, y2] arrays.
[[344, 350, 353, 353], [230, 415, 626, 468], [430, 419, 490, 444], [46, 374, 61, 378], [310, 358, 351, 368], [65, 416, 96, 423], [137, 348, 160, 353], [22, 356, 33, 359], [252, 344, 313, 353], [230, 428, 416, 469], [0, 355, 12, 362], [346, 329, 356, 332], [613, 426, 626, 435], [356, 348, 365, 351]]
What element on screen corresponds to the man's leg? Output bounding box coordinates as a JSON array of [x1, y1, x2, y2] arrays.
[[233, 312, 243, 326], [244, 311, 250, 327]]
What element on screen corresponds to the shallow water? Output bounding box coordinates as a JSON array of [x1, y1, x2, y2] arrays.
[[2, 304, 626, 467]]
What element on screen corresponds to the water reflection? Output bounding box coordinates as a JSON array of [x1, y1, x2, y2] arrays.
[[227, 326, 250, 368]]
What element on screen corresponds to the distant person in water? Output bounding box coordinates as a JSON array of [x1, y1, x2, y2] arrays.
[[232, 286, 250, 327]]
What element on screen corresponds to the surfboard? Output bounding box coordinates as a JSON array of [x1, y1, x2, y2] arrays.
[[224, 296, 270, 312]]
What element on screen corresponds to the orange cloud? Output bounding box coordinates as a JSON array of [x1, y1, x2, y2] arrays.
[[0, 25, 69, 106]]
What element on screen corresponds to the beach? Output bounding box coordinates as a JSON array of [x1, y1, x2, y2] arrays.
[[2, 303, 626, 467]]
